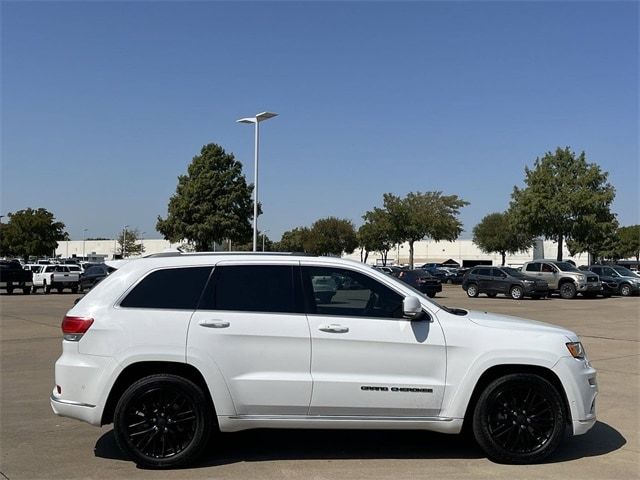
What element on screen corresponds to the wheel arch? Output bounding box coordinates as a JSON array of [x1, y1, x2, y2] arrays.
[[101, 361, 214, 426], [461, 364, 572, 433]]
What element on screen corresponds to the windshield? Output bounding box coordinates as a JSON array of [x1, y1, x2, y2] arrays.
[[612, 266, 637, 277], [554, 262, 580, 272], [503, 267, 527, 278]]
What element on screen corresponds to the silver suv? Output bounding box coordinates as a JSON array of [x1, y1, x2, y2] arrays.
[[522, 260, 601, 299]]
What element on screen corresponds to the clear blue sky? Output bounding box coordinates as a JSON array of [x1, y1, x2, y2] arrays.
[[2, 1, 638, 241]]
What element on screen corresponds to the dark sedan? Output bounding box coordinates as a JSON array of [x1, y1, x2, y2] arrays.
[[79, 264, 116, 292], [393, 269, 442, 298]]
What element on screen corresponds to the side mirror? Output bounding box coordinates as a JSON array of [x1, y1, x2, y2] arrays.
[[403, 296, 426, 321]]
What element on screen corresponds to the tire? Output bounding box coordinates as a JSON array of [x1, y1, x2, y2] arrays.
[[56, 287, 63, 294], [486, 293, 497, 298], [22, 287, 31, 295], [44, 284, 51, 294], [6, 287, 13, 295], [472, 373, 566, 464], [113, 374, 213, 468], [559, 282, 577, 299], [426, 292, 436, 298], [71, 286, 79, 294], [466, 284, 479, 298], [510, 286, 524, 300], [620, 284, 632, 297]]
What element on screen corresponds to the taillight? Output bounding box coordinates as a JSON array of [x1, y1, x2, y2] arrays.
[[61, 315, 94, 341]]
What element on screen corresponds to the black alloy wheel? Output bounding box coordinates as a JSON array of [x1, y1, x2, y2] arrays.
[[114, 374, 212, 468], [473, 374, 565, 464]]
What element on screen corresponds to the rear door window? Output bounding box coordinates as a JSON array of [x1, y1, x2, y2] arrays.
[[525, 263, 541, 272], [120, 267, 212, 310], [199, 265, 300, 313]]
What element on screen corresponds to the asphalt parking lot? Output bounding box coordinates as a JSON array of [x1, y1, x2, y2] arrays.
[[1, 286, 638, 480]]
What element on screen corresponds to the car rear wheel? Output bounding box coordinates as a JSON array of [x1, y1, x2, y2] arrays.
[[426, 292, 436, 298], [466, 284, 479, 298], [22, 287, 31, 295], [559, 282, 577, 299], [509, 286, 523, 300], [114, 374, 212, 468], [620, 284, 632, 297], [472, 373, 565, 464]]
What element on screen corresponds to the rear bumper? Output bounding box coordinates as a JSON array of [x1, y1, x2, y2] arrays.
[[50, 391, 102, 426]]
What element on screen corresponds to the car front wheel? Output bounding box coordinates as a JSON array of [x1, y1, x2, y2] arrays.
[[466, 284, 479, 297], [620, 284, 632, 297], [113, 374, 212, 468], [559, 282, 577, 299], [472, 373, 566, 464], [510, 286, 523, 300]]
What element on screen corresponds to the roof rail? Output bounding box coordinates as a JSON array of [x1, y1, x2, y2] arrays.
[[143, 251, 316, 259]]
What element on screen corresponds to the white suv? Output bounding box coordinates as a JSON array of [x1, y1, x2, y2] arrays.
[[51, 253, 597, 467]]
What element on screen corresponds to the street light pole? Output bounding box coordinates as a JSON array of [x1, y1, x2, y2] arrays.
[[122, 225, 129, 258], [237, 111, 278, 252], [83, 229, 88, 259]]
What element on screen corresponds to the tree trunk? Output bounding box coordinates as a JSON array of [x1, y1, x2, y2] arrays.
[[557, 235, 563, 261], [501, 251, 506, 266], [363, 251, 369, 264], [409, 241, 414, 269], [382, 250, 388, 266], [360, 247, 364, 262]]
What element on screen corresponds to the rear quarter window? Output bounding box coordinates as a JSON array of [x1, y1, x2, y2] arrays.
[[120, 267, 212, 310]]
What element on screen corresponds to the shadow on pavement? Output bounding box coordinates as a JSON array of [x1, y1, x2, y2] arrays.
[[94, 420, 625, 469]]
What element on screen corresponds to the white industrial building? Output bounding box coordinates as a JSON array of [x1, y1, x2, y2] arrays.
[[56, 238, 589, 267]]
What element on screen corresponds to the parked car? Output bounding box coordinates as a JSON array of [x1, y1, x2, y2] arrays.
[[522, 260, 601, 299], [462, 266, 549, 300], [422, 266, 457, 284], [587, 265, 640, 297], [451, 267, 470, 285], [51, 252, 597, 467], [79, 264, 116, 292], [32, 265, 81, 293], [394, 269, 442, 298], [0, 260, 33, 294]]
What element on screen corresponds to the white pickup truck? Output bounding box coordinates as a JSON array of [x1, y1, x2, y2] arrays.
[[33, 265, 81, 293]]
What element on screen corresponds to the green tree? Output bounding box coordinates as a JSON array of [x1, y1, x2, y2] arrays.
[[359, 208, 395, 265], [156, 143, 256, 251], [383, 192, 468, 269], [0, 208, 67, 259], [276, 227, 311, 252], [510, 147, 616, 261], [116, 228, 145, 258], [473, 212, 534, 266], [566, 219, 619, 264], [234, 231, 274, 252], [616, 225, 640, 262], [306, 217, 358, 256]]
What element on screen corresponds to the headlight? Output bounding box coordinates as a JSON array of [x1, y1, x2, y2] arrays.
[[566, 341, 586, 359], [577, 274, 586, 282]]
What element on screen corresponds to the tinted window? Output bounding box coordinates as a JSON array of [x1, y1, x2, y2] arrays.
[[201, 265, 297, 313], [541, 263, 556, 273], [612, 266, 636, 277], [525, 263, 540, 272], [503, 267, 526, 278], [491, 268, 506, 278], [121, 267, 212, 310], [303, 266, 403, 319], [477, 268, 491, 276], [86, 266, 105, 275]]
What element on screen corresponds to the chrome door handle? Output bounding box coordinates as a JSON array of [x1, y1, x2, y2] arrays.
[[319, 324, 349, 333], [199, 319, 230, 328]]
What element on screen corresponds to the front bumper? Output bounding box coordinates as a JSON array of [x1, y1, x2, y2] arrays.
[[577, 282, 602, 292], [552, 356, 598, 436]]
